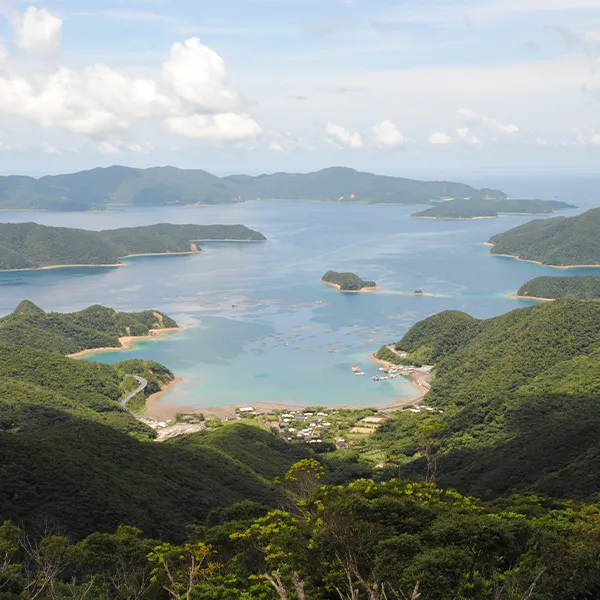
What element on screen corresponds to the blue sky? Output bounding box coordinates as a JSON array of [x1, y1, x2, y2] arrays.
[[1, 0, 600, 176]]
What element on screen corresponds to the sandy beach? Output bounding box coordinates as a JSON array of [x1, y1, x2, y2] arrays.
[[144, 377, 185, 418], [485, 243, 600, 269], [508, 293, 554, 302], [67, 326, 184, 358], [413, 215, 497, 220], [321, 281, 378, 293]]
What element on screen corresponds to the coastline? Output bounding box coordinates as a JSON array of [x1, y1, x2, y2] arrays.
[[485, 243, 600, 269], [67, 326, 184, 358], [0, 240, 265, 273], [508, 293, 554, 302], [321, 280, 378, 293], [413, 215, 497, 221], [144, 376, 184, 417], [321, 280, 437, 297]]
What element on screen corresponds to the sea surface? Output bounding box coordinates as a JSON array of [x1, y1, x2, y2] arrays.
[[0, 199, 598, 410]]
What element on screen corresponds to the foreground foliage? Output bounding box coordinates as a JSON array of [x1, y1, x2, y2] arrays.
[[1, 478, 600, 600]]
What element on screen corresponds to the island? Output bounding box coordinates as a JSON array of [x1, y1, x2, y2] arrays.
[[0, 165, 507, 210], [514, 275, 600, 301], [0, 300, 181, 355], [0, 222, 266, 271], [488, 207, 600, 267], [412, 198, 575, 220], [321, 270, 377, 292]]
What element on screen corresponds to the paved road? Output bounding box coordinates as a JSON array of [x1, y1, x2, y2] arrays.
[[120, 375, 148, 408]]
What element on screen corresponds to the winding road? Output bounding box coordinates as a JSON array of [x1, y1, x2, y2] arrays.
[[121, 375, 148, 408]]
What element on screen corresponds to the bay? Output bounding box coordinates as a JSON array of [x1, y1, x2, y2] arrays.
[[0, 200, 596, 411]]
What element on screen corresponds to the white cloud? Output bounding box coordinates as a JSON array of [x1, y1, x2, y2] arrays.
[[326, 122, 364, 149], [98, 141, 121, 154], [0, 10, 261, 145], [268, 131, 300, 153], [428, 132, 451, 145], [42, 142, 61, 154], [458, 108, 520, 134], [371, 120, 405, 148], [162, 37, 242, 114], [166, 113, 261, 141], [575, 126, 600, 146], [13, 6, 62, 53], [456, 127, 480, 146]]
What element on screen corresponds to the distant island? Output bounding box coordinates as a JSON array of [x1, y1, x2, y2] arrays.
[[0, 165, 507, 210], [322, 270, 377, 292], [0, 300, 180, 355], [0, 222, 265, 270], [412, 198, 575, 220], [488, 208, 600, 267], [515, 276, 600, 301]]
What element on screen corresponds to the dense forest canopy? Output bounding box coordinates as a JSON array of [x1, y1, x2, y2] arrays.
[[0, 301, 178, 354], [375, 299, 600, 498], [488, 207, 600, 266], [517, 275, 600, 299], [412, 198, 575, 219], [322, 270, 377, 291], [0, 165, 507, 210], [0, 222, 265, 270]]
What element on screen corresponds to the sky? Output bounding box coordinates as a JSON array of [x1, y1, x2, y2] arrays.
[[2, 0, 600, 177]]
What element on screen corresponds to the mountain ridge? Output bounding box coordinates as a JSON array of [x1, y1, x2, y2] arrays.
[[0, 165, 507, 210]]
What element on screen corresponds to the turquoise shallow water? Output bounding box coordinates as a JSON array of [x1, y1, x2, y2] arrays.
[[0, 201, 597, 410]]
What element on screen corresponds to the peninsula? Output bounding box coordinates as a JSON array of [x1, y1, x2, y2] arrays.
[[0, 222, 266, 270], [0, 300, 180, 355], [412, 198, 575, 220], [0, 165, 507, 210], [515, 275, 600, 301], [321, 270, 377, 291], [488, 207, 600, 267]]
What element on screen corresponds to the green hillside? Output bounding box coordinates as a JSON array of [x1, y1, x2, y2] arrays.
[[0, 343, 172, 439], [489, 207, 600, 266], [0, 165, 506, 210], [412, 198, 574, 219], [375, 299, 600, 498], [321, 270, 377, 291], [0, 421, 309, 540], [0, 300, 178, 354], [517, 275, 600, 299], [0, 222, 265, 270]]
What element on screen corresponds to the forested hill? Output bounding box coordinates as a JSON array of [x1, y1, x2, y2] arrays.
[[517, 275, 600, 300], [0, 301, 178, 354], [0, 222, 265, 270], [375, 299, 600, 498], [488, 207, 600, 266], [0, 165, 506, 210], [412, 197, 575, 219]]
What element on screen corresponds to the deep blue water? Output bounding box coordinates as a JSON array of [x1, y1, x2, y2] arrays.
[[0, 200, 597, 410]]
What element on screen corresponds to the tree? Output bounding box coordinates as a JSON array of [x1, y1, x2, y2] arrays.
[[149, 541, 220, 600]]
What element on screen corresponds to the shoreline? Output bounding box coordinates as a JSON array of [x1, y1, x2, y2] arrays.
[[321, 280, 378, 293], [0, 241, 265, 273], [321, 280, 437, 297], [508, 293, 554, 302], [144, 376, 184, 417], [413, 215, 497, 221], [485, 243, 600, 269], [67, 326, 184, 358]]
